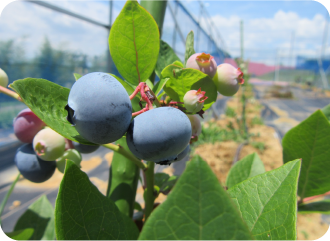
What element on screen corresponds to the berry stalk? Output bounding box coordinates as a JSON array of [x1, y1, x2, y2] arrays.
[[102, 143, 147, 170], [0, 86, 22, 101]]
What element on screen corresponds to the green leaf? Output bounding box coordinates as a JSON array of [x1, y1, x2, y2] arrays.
[[226, 153, 266, 189], [155, 40, 182, 78], [5, 229, 34, 240], [55, 160, 139, 240], [73, 73, 82, 81], [14, 195, 55, 240], [228, 159, 301, 240], [282, 110, 330, 199], [172, 60, 184, 68], [184, 31, 195, 66], [162, 65, 217, 111], [321, 103, 330, 121], [152, 78, 169, 97], [139, 155, 253, 240], [109, 74, 141, 112], [134, 202, 142, 212], [298, 199, 330, 214], [154, 173, 178, 194], [109, 0, 160, 85], [108, 136, 140, 218], [145, 79, 154, 89], [10, 78, 94, 145]]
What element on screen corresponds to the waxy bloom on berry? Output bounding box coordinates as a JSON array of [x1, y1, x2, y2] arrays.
[[212, 63, 244, 96], [183, 88, 208, 113], [186, 53, 217, 78]]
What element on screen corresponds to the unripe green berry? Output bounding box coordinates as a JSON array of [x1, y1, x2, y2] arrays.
[[56, 149, 82, 173], [183, 88, 208, 113], [33, 128, 65, 161], [0, 68, 9, 88]]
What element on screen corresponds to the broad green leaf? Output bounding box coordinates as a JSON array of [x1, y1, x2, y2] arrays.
[[228, 159, 301, 240], [10, 78, 94, 145], [73, 73, 82, 81], [109, 0, 160, 85], [154, 173, 178, 194], [155, 40, 182, 78], [298, 199, 330, 214], [152, 78, 169, 97], [162, 65, 217, 111], [226, 153, 265, 189], [14, 195, 55, 240], [5, 229, 34, 240], [283, 110, 330, 199], [145, 79, 154, 89], [184, 31, 195, 66], [172, 60, 184, 68], [108, 136, 140, 218], [321, 103, 330, 121], [55, 160, 139, 240], [134, 202, 142, 212], [109, 74, 141, 112], [139, 155, 253, 240]]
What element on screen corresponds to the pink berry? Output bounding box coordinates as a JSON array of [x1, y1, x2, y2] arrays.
[[186, 53, 217, 78], [13, 108, 46, 143], [212, 63, 244, 96], [183, 88, 208, 113]]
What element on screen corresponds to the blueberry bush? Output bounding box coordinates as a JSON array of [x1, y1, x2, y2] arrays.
[[1, 0, 330, 240]]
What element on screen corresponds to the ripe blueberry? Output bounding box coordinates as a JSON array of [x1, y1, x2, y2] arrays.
[[72, 141, 99, 154], [66, 72, 132, 144], [126, 107, 192, 163], [14, 144, 56, 183]]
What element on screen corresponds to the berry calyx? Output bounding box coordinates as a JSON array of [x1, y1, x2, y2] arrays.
[[186, 52, 217, 78]]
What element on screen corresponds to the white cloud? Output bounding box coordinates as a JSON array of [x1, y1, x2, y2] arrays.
[[209, 10, 328, 65]]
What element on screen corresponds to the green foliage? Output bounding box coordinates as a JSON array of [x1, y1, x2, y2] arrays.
[[298, 199, 330, 214], [250, 116, 264, 126], [162, 64, 217, 111], [10, 78, 94, 145], [109, 0, 160, 85], [184, 31, 195, 66], [108, 136, 140, 218], [55, 160, 139, 240], [154, 173, 178, 194], [139, 155, 253, 240], [5, 228, 34, 240], [225, 106, 236, 117], [14, 195, 55, 240], [155, 40, 182, 78], [152, 77, 169, 97], [226, 153, 265, 189], [228, 159, 301, 240], [321, 103, 330, 121], [73, 73, 82, 81], [192, 122, 242, 147], [282, 110, 330, 200], [251, 141, 266, 153]]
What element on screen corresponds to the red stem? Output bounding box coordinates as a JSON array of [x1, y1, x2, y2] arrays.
[[302, 191, 330, 203]]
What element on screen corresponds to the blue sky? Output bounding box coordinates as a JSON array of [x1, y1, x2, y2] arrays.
[[0, 0, 329, 66]]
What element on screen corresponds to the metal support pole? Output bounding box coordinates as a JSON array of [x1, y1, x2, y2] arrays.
[[240, 20, 244, 60], [168, 3, 185, 45], [140, 0, 168, 38]]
